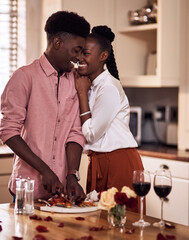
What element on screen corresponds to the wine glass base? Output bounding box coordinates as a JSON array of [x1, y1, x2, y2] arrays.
[[132, 220, 151, 227], [153, 220, 165, 228]]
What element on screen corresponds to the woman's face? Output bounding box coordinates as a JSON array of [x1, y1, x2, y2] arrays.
[[77, 38, 106, 81]]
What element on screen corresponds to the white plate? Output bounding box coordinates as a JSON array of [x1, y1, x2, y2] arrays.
[[40, 205, 99, 213]]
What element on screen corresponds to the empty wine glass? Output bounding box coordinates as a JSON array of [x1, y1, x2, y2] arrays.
[[153, 169, 172, 228], [132, 170, 151, 227]]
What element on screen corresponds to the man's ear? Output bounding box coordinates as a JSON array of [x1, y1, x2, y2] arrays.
[[53, 37, 62, 50], [100, 51, 109, 62]]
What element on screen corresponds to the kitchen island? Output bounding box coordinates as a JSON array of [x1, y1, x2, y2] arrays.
[[0, 203, 188, 240]]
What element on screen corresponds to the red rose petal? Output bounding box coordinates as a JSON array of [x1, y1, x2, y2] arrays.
[[80, 236, 93, 240], [36, 225, 48, 232], [165, 235, 176, 240], [29, 214, 42, 220], [125, 228, 135, 234], [157, 233, 167, 240], [58, 222, 64, 227], [75, 217, 85, 221], [33, 234, 47, 240], [0, 225, 2, 232], [12, 237, 23, 240], [114, 192, 128, 206], [89, 226, 103, 231], [44, 216, 53, 221]]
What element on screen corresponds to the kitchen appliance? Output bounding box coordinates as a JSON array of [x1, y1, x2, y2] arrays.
[[129, 106, 142, 146]]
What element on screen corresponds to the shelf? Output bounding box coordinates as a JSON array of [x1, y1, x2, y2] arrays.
[[119, 23, 158, 33]]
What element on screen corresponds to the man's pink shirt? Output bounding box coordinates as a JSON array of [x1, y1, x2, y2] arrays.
[[0, 54, 85, 199]]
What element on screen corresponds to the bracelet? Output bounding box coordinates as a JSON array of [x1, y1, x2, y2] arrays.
[[80, 111, 91, 117]]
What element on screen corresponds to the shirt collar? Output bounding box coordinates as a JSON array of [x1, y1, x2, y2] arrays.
[[91, 69, 109, 89], [39, 53, 69, 78]]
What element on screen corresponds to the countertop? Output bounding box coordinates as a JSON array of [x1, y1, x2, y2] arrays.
[[138, 143, 189, 162], [0, 203, 188, 240], [1, 144, 189, 162]]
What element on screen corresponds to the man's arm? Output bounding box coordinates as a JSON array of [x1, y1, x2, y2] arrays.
[[66, 141, 85, 203], [6, 135, 63, 194]]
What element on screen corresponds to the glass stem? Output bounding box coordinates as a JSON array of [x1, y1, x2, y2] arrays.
[[140, 196, 144, 221], [161, 198, 164, 222]]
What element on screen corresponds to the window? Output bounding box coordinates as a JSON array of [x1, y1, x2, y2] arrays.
[[0, 0, 26, 97]]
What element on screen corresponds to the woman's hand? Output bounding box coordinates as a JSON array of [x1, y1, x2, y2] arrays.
[[74, 71, 91, 95]]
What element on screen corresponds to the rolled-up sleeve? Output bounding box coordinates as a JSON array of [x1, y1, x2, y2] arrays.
[[0, 69, 30, 143]]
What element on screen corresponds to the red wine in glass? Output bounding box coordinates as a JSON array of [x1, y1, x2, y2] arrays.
[[153, 169, 172, 228], [154, 185, 172, 198], [133, 182, 151, 197], [132, 170, 151, 227]]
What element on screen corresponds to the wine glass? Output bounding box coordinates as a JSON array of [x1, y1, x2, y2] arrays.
[[132, 170, 151, 227], [153, 168, 172, 228]]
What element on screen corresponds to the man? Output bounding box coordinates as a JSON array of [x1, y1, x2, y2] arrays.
[[0, 11, 90, 202]]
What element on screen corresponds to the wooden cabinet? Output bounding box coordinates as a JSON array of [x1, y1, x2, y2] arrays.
[[0, 156, 13, 203], [114, 0, 181, 87], [178, 0, 189, 150], [141, 155, 189, 226]]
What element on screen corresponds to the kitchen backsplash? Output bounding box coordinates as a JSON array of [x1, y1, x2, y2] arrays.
[[124, 87, 178, 145]]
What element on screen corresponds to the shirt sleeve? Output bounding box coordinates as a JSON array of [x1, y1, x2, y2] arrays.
[[82, 85, 120, 144], [0, 68, 30, 143]]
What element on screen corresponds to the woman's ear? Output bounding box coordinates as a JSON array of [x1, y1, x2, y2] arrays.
[[53, 37, 62, 50], [100, 51, 109, 62]]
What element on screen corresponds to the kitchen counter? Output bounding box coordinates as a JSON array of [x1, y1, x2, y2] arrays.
[[1, 144, 189, 162], [0, 203, 188, 240], [138, 143, 189, 162]]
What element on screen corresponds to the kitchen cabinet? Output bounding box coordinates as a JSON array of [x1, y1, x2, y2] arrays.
[[178, 0, 189, 150], [0, 156, 13, 203], [114, 0, 181, 87], [141, 155, 189, 226]]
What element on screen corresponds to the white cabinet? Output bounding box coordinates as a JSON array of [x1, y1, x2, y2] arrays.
[[141, 155, 189, 226], [0, 157, 13, 203], [178, 0, 189, 150], [114, 0, 181, 87]]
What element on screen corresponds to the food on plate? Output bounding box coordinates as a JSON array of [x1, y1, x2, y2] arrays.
[[47, 195, 96, 208]]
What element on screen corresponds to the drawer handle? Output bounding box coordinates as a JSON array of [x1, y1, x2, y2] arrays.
[[164, 197, 169, 202], [160, 164, 169, 170]]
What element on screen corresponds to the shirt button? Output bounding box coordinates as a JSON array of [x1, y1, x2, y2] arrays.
[[58, 119, 60, 123], [58, 101, 60, 104], [53, 155, 55, 159], [54, 137, 57, 141]]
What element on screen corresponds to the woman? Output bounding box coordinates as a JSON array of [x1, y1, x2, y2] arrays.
[[74, 25, 143, 199]]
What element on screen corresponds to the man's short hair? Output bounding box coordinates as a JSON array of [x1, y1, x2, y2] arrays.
[[44, 11, 90, 38]]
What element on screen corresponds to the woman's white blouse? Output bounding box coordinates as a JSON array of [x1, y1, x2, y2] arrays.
[[82, 70, 137, 152]]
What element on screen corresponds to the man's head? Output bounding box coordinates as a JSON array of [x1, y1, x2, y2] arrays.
[[44, 11, 90, 73]]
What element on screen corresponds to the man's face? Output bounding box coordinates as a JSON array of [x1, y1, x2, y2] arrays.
[[55, 36, 85, 73]]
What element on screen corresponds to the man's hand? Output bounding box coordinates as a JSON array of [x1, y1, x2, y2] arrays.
[[66, 175, 86, 204], [41, 169, 64, 195]]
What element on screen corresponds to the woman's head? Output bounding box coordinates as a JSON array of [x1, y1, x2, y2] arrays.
[[77, 25, 119, 81]]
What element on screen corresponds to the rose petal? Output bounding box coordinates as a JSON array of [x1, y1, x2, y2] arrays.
[[75, 217, 85, 221], [89, 226, 103, 231], [44, 216, 53, 221], [29, 214, 42, 220], [58, 222, 64, 227], [157, 233, 167, 240], [165, 235, 176, 240], [0, 225, 2, 232], [36, 225, 48, 232], [125, 228, 135, 234], [12, 237, 23, 240], [80, 236, 93, 240], [33, 234, 47, 240]]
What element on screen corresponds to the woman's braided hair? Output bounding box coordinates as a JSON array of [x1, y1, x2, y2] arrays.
[[89, 25, 120, 80]]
